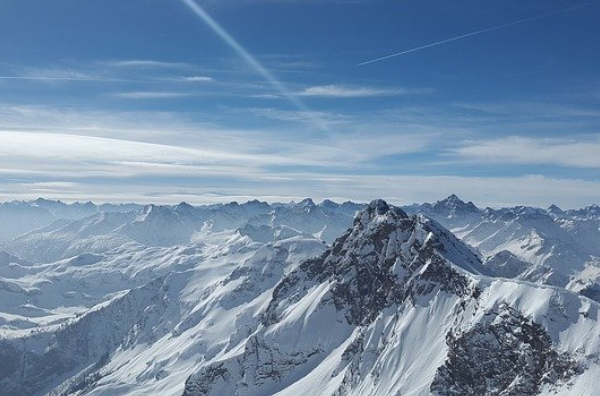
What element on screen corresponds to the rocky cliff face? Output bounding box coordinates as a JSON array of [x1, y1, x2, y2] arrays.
[[264, 199, 485, 327], [431, 304, 579, 396]]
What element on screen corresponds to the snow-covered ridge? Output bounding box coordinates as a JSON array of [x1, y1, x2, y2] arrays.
[[263, 199, 487, 328], [0, 199, 363, 263], [406, 195, 600, 298]]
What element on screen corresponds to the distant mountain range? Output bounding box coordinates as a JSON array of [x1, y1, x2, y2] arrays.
[[1, 196, 599, 395]]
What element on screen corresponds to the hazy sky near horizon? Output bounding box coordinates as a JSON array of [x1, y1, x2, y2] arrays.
[[1, 0, 599, 208]]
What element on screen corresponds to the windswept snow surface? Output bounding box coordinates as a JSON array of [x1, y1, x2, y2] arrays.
[[0, 197, 599, 395]]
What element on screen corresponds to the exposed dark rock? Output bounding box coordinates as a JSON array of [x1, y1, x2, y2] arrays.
[[431, 304, 581, 396], [182, 337, 322, 396], [182, 363, 230, 396]]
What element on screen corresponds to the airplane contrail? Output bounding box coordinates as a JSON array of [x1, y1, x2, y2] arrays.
[[179, 0, 327, 130], [358, 1, 600, 66]]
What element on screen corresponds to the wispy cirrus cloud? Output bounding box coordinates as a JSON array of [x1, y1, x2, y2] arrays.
[[452, 135, 600, 169], [0, 103, 599, 208], [296, 84, 408, 98], [0, 104, 201, 138], [453, 101, 600, 120], [0, 68, 121, 83], [0, 130, 294, 181], [180, 76, 216, 82], [0, 63, 216, 86], [103, 60, 194, 70], [0, 75, 112, 83], [112, 91, 196, 99], [244, 107, 352, 128], [0, 103, 437, 183]]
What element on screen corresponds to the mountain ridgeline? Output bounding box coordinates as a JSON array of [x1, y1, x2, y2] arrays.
[[0, 197, 599, 395]]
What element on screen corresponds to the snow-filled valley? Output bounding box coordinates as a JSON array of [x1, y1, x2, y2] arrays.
[[1, 196, 600, 396]]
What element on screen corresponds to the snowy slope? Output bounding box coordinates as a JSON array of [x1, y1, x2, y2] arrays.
[[0, 201, 56, 243], [0, 229, 327, 396], [407, 195, 600, 296], [8, 212, 138, 263], [0, 199, 143, 246], [4, 200, 362, 263]]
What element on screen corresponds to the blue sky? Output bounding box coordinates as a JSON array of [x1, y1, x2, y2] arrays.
[[1, 0, 599, 207]]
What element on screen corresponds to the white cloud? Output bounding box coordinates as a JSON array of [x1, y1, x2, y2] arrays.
[[454, 102, 600, 119], [0, 104, 598, 208], [182, 76, 215, 82], [0, 131, 295, 174], [104, 60, 193, 69], [0, 124, 433, 181], [245, 107, 352, 128], [0, 102, 438, 198], [1, 64, 219, 87], [297, 85, 406, 98], [283, 132, 435, 164], [452, 135, 600, 169], [112, 91, 195, 99], [0, 68, 118, 83]]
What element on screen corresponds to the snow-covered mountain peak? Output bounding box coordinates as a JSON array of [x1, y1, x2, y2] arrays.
[[568, 204, 600, 220], [265, 201, 485, 327], [548, 204, 563, 212], [296, 198, 317, 213], [321, 199, 339, 209], [345, 200, 485, 276], [548, 204, 567, 219], [496, 205, 548, 219], [31, 197, 64, 208], [174, 201, 195, 212], [433, 194, 480, 214], [244, 198, 270, 209], [354, 198, 406, 223], [137, 203, 175, 221], [440, 193, 463, 204]]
